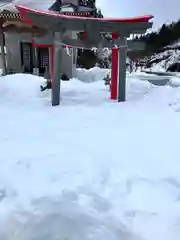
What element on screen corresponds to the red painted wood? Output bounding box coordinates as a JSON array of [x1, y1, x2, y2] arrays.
[[15, 5, 153, 24], [31, 39, 52, 48], [110, 32, 118, 100], [51, 46, 54, 85], [16, 5, 33, 24]]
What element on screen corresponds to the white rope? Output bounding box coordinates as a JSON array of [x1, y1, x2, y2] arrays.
[[65, 46, 71, 56], [91, 47, 98, 52], [55, 41, 128, 50]]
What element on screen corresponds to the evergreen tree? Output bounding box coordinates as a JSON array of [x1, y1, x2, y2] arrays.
[[138, 18, 180, 56], [79, 0, 95, 8], [77, 0, 104, 69], [77, 49, 98, 69]]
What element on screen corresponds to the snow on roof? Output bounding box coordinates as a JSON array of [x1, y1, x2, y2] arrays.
[[0, 0, 57, 12], [0, 1, 18, 12], [0, 0, 94, 13], [15, 0, 55, 11]]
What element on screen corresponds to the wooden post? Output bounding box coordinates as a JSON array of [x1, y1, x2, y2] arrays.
[[0, 26, 7, 75], [118, 38, 127, 102], [33, 45, 39, 75], [110, 32, 118, 100], [51, 32, 63, 106]]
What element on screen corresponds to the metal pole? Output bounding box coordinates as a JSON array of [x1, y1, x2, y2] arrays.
[[118, 38, 127, 102], [51, 32, 63, 106]]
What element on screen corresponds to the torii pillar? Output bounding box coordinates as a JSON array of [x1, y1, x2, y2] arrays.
[[51, 32, 63, 106], [118, 38, 127, 102], [110, 32, 118, 100], [111, 33, 127, 102]]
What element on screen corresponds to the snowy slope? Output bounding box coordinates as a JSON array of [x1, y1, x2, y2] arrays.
[[1, 69, 180, 240], [145, 40, 180, 72]]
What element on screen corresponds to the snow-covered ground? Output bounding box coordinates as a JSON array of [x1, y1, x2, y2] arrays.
[[1, 68, 180, 240]]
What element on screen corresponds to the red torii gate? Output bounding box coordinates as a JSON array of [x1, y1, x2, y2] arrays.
[[16, 4, 153, 105]]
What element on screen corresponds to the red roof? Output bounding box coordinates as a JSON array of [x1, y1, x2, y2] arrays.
[[16, 4, 153, 25]]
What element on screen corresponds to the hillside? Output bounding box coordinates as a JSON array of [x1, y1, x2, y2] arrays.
[[145, 40, 180, 72]]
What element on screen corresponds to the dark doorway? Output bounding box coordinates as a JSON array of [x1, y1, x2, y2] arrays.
[[38, 47, 49, 75], [20, 42, 33, 73], [20, 43, 50, 75]]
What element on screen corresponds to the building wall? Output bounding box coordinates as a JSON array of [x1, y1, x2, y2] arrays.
[[4, 30, 76, 78], [61, 31, 78, 78], [5, 32, 22, 72], [61, 47, 73, 78], [4, 32, 32, 73], [41, 30, 76, 79], [0, 54, 5, 69]]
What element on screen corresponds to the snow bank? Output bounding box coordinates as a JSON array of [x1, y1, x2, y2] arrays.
[[75, 67, 109, 83], [0, 73, 47, 106], [169, 76, 180, 87], [1, 71, 180, 240]]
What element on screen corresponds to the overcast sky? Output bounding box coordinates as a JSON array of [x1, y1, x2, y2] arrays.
[[96, 0, 180, 30]]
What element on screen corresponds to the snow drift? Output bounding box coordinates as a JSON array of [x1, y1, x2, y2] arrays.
[[1, 70, 180, 240], [0, 73, 47, 106]]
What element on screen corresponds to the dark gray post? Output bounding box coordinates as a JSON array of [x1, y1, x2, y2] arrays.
[[33, 46, 39, 75], [0, 27, 7, 75], [51, 32, 63, 106], [118, 38, 127, 102]]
